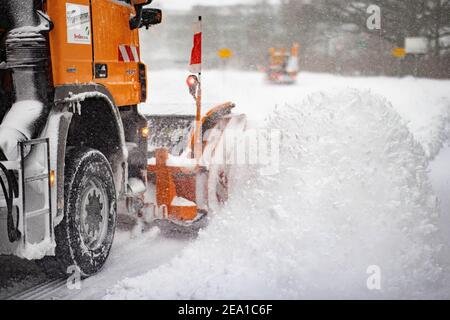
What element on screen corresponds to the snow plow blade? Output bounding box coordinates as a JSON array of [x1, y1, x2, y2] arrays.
[[125, 102, 247, 234]]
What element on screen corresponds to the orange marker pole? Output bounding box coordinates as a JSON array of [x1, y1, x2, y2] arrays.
[[194, 74, 202, 164]]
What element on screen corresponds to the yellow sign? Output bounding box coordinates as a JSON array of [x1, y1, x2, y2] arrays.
[[392, 47, 406, 58], [218, 48, 233, 59]]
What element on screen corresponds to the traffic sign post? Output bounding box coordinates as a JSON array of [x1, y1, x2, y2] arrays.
[[217, 48, 233, 91], [404, 37, 428, 77]]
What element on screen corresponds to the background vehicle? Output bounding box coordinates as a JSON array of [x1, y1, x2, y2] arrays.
[[266, 43, 299, 84]]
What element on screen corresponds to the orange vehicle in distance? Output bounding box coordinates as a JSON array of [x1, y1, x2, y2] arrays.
[[266, 43, 300, 84]]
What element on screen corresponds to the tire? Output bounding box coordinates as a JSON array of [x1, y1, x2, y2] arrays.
[[52, 147, 117, 277]]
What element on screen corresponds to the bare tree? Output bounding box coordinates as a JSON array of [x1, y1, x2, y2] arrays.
[[324, 0, 449, 76], [327, 0, 449, 53]]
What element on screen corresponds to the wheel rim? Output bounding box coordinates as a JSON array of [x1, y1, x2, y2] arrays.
[[80, 177, 109, 251]]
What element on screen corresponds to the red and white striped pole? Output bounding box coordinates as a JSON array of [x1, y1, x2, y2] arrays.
[[189, 16, 203, 163]]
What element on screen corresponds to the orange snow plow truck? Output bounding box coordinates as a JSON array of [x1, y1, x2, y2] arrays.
[[266, 44, 299, 84], [0, 0, 245, 277]]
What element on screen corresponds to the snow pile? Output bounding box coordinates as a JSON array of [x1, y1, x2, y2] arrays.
[[417, 101, 450, 161], [0, 100, 44, 161], [147, 154, 197, 167], [16, 238, 55, 260], [106, 89, 442, 299], [171, 196, 196, 207]]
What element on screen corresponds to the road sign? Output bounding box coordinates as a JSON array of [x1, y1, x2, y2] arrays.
[[405, 37, 428, 54], [218, 48, 233, 59], [392, 47, 406, 58]]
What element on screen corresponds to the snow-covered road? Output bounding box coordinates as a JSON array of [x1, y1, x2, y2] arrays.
[[136, 70, 450, 299], [1, 70, 449, 299]]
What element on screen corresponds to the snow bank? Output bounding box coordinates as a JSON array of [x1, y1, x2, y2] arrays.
[[147, 154, 197, 167], [417, 102, 450, 161], [0, 100, 44, 160], [106, 89, 442, 299], [16, 238, 55, 260], [171, 196, 196, 207]]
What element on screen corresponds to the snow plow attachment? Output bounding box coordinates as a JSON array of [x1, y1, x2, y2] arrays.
[[124, 102, 247, 234]]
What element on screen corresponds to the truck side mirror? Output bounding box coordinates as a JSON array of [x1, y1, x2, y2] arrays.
[[140, 8, 162, 29], [130, 0, 162, 30]]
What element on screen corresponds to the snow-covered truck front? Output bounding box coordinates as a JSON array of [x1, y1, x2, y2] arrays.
[[0, 0, 244, 279]]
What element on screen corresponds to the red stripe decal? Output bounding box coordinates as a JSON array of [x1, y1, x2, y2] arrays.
[[125, 45, 134, 62]]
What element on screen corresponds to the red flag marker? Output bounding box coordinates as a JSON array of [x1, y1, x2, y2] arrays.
[[189, 16, 202, 74]]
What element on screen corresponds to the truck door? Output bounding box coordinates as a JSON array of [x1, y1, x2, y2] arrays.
[[47, 0, 94, 86], [91, 0, 141, 107]]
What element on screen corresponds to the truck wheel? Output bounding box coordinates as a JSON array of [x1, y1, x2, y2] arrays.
[[54, 147, 117, 277]]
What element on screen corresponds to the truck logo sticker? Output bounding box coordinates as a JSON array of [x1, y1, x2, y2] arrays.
[[66, 3, 91, 44], [118, 45, 140, 62]]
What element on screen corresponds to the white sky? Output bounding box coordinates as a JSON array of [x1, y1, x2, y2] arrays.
[[151, 0, 279, 11]]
